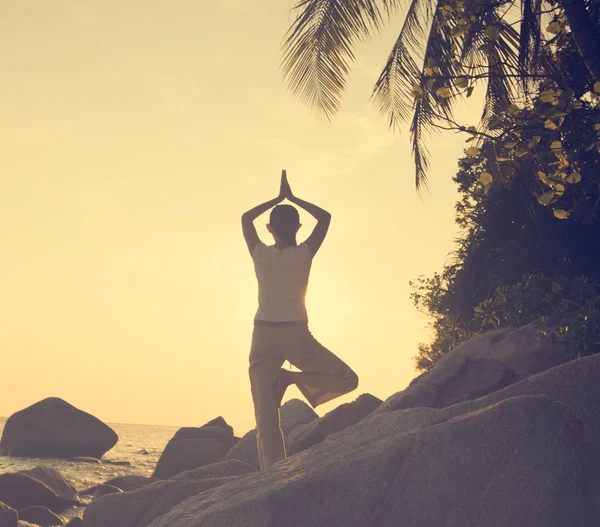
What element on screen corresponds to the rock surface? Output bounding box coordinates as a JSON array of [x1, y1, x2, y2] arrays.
[[82, 478, 239, 527], [222, 399, 317, 468], [0, 502, 18, 527], [287, 393, 381, 454], [0, 398, 118, 459], [376, 323, 575, 413], [64, 519, 82, 527], [170, 459, 257, 481], [18, 506, 64, 527], [146, 393, 591, 527], [152, 417, 236, 480]]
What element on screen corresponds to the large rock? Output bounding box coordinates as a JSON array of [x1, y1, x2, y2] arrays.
[[376, 322, 575, 413], [0, 398, 118, 459], [152, 417, 235, 480], [170, 459, 257, 481], [81, 477, 241, 527], [18, 507, 64, 527], [222, 399, 317, 469], [146, 394, 591, 527], [0, 502, 18, 527], [0, 468, 79, 513], [287, 393, 381, 455]]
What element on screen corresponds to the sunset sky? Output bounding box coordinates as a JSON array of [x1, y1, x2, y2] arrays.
[[1, 1, 481, 434]]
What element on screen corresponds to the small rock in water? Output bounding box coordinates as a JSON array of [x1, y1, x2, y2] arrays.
[[137, 449, 149, 455], [18, 506, 64, 527], [102, 460, 131, 466], [0, 501, 18, 527], [92, 485, 122, 500], [67, 457, 101, 464]]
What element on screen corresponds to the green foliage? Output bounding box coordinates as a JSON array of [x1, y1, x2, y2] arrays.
[[413, 12, 600, 371]]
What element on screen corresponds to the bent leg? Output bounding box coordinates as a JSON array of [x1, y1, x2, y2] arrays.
[[284, 327, 359, 408], [249, 357, 286, 470]]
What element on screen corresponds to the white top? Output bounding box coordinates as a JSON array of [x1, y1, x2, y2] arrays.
[[252, 242, 313, 322]]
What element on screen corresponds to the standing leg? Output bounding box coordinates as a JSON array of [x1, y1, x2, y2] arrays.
[[249, 358, 286, 469]]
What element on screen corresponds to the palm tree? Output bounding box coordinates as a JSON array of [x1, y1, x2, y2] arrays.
[[281, 0, 600, 189]]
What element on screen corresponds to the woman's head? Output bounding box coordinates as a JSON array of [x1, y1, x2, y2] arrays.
[[267, 205, 301, 246]]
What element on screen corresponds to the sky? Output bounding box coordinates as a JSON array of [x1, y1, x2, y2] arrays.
[[1, 0, 481, 434]]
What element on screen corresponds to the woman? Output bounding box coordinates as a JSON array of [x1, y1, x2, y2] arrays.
[[241, 170, 359, 470]]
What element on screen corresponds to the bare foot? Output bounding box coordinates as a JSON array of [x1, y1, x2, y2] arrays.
[[276, 369, 296, 408]]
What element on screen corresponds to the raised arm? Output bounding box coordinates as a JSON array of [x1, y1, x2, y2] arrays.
[[287, 181, 331, 256], [241, 172, 286, 255]]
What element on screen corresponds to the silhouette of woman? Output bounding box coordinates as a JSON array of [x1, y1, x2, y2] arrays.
[[242, 170, 359, 470]]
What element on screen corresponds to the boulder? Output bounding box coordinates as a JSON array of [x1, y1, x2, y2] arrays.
[[287, 393, 382, 455], [376, 322, 575, 414], [0, 398, 118, 459], [18, 469, 78, 504], [81, 477, 240, 527], [64, 519, 82, 527], [147, 394, 591, 527], [170, 460, 258, 481], [223, 399, 317, 468], [0, 501, 18, 527], [152, 417, 236, 480], [0, 470, 78, 513], [92, 485, 122, 500], [18, 507, 64, 527], [102, 476, 152, 492]]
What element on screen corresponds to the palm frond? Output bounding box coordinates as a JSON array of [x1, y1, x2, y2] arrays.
[[282, 0, 386, 120], [372, 0, 436, 130]]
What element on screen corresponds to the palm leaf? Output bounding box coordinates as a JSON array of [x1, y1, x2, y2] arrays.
[[282, 0, 386, 120]]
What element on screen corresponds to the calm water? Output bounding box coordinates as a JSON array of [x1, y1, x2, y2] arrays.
[[0, 417, 178, 517]]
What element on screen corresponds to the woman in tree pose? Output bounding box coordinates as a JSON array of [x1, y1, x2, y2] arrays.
[[242, 170, 359, 470]]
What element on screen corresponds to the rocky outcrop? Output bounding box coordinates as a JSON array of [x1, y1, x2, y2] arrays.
[[146, 392, 592, 527], [170, 460, 257, 481], [0, 468, 79, 513], [0, 398, 118, 459], [63, 518, 82, 527], [152, 417, 236, 480], [222, 399, 317, 468], [376, 323, 575, 413], [0, 502, 18, 527], [82, 478, 239, 527], [18, 507, 64, 527], [287, 393, 381, 454]]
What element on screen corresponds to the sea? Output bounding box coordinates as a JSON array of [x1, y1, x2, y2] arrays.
[[0, 417, 178, 519]]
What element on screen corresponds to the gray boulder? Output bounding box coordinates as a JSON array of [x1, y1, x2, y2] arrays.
[[152, 417, 235, 480], [0, 501, 18, 527], [147, 394, 591, 527], [222, 399, 317, 468], [287, 393, 382, 454], [81, 477, 240, 527], [0, 398, 118, 459], [377, 322, 575, 413], [18, 507, 64, 527], [170, 459, 257, 481], [0, 468, 78, 513]]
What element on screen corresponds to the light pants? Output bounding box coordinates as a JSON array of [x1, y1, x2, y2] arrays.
[[249, 324, 359, 470]]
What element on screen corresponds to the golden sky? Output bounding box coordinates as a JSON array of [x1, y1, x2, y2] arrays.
[[1, 1, 480, 434]]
